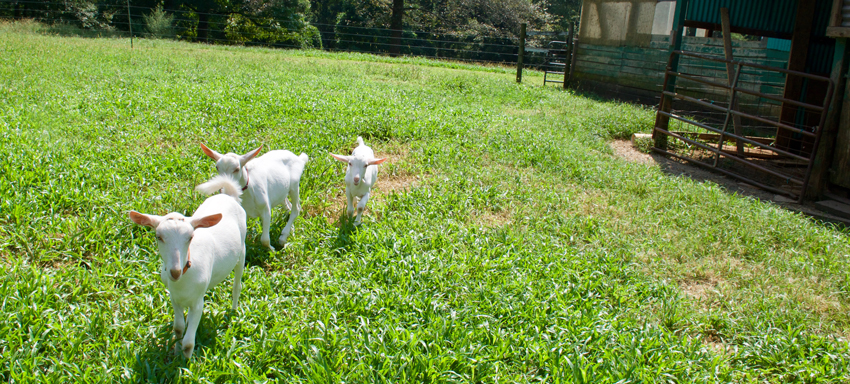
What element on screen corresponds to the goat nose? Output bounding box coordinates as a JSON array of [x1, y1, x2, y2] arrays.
[[170, 269, 181, 281], [353, 176, 360, 185]]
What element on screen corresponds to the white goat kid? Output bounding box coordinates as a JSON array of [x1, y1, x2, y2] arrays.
[[129, 176, 247, 359], [330, 136, 387, 225], [200, 143, 309, 250]]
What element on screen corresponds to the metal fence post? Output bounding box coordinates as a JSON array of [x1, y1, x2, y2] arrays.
[[516, 23, 526, 83], [127, 0, 133, 48]]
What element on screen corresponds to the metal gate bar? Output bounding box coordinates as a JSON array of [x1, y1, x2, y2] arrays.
[[662, 91, 816, 138], [653, 50, 834, 203], [656, 110, 810, 161]]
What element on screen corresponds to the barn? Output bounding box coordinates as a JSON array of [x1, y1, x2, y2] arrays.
[[569, 0, 850, 215]]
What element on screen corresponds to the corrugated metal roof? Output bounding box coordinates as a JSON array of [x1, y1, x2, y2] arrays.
[[686, 0, 798, 35], [685, 0, 833, 38], [683, 0, 835, 75]]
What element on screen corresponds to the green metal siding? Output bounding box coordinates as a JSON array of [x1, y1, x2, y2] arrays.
[[683, 0, 835, 75], [686, 0, 798, 35], [767, 38, 792, 52], [685, 0, 832, 38]]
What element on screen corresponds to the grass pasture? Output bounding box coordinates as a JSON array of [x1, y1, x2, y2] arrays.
[[1, 20, 850, 382]]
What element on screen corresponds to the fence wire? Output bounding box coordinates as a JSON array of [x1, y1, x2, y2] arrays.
[[0, 0, 550, 66]]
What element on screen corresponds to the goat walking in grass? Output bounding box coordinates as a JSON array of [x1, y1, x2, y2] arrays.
[[129, 175, 247, 359], [200, 143, 309, 250], [330, 137, 387, 225]]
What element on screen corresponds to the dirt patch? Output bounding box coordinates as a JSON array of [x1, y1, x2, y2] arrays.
[[703, 335, 729, 356], [610, 139, 656, 165], [472, 209, 513, 228], [807, 293, 844, 317], [302, 189, 348, 226], [680, 276, 721, 302], [375, 173, 421, 195], [372, 142, 422, 196]]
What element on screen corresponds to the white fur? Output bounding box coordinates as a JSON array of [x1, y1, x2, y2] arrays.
[[330, 137, 387, 225], [200, 143, 309, 250], [129, 176, 247, 359]]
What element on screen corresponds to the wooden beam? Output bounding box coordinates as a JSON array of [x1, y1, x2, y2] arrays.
[[720, 7, 745, 156], [776, 0, 816, 153], [516, 23, 526, 83], [565, 22, 574, 90], [810, 38, 848, 197], [826, 0, 850, 37], [827, 26, 850, 38], [653, 0, 690, 150]]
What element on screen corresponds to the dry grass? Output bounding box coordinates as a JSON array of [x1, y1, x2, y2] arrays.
[[471, 209, 513, 228]]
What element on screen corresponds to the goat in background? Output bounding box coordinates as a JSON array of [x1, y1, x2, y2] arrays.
[[330, 136, 387, 225]]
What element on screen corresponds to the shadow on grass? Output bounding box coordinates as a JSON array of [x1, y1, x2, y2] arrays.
[[243, 212, 293, 268], [130, 310, 234, 382], [245, 243, 272, 269], [332, 212, 359, 255], [614, 140, 850, 229]]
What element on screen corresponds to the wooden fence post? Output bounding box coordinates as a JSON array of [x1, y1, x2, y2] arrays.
[[720, 7, 744, 156], [653, 0, 689, 150], [569, 28, 578, 82], [564, 22, 574, 89], [517, 23, 526, 83]]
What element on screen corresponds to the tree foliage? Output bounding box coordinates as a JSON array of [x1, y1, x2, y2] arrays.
[[310, 0, 578, 37], [306, 0, 579, 62], [144, 5, 174, 38], [0, 0, 580, 56]]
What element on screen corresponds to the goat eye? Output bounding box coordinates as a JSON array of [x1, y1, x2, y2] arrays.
[[156, 236, 163, 242], [233, 169, 239, 173]]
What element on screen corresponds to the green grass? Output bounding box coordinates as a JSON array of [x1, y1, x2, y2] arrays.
[[1, 20, 850, 382]]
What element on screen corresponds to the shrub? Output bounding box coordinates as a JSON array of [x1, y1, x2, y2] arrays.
[[224, 14, 322, 49], [64, 0, 116, 30], [144, 5, 174, 39], [298, 24, 322, 49]]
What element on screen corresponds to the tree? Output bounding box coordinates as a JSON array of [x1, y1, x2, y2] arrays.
[[389, 0, 403, 56], [538, 0, 582, 30]]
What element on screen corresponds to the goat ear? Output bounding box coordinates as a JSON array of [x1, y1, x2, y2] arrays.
[[368, 157, 387, 166], [240, 146, 262, 166], [191, 213, 223, 229], [200, 143, 222, 161], [129, 211, 163, 229], [330, 153, 350, 163]]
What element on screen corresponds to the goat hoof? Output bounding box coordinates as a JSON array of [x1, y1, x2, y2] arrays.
[[278, 235, 289, 246], [261, 239, 274, 250], [182, 343, 194, 359]]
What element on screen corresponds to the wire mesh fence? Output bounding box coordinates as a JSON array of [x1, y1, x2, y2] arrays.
[[0, 0, 578, 68]]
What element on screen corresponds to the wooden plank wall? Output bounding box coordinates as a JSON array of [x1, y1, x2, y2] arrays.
[[574, 35, 790, 117]]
